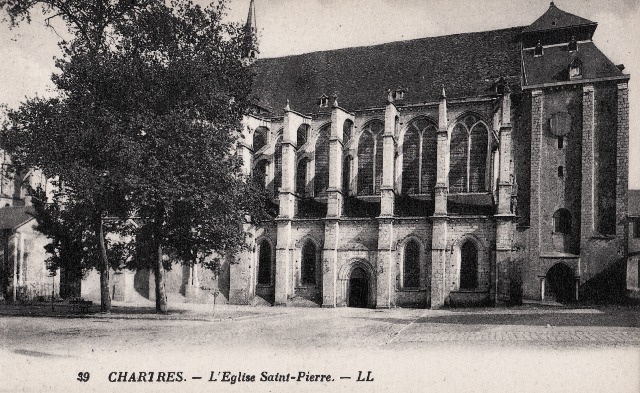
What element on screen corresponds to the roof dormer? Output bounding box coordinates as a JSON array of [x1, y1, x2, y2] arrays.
[[568, 57, 582, 80], [319, 94, 329, 108]]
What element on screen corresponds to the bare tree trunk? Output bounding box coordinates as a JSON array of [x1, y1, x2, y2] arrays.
[[154, 242, 168, 314], [97, 218, 111, 313]]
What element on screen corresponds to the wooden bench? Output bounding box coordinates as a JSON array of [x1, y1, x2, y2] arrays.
[[68, 297, 93, 314]]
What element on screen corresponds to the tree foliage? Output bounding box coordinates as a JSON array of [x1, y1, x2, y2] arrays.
[[1, 0, 266, 313]]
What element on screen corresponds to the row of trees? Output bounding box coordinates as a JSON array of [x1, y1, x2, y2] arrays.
[[0, 0, 267, 313]]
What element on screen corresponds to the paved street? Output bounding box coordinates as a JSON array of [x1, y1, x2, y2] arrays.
[[0, 303, 639, 393]]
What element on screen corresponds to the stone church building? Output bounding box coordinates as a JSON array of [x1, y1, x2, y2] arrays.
[[229, 1, 631, 308], [1, 2, 634, 308]]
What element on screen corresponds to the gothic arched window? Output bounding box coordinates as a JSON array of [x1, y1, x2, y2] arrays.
[[402, 118, 437, 194], [253, 160, 268, 190], [257, 240, 272, 285], [296, 158, 308, 197], [460, 241, 478, 289], [297, 124, 309, 148], [554, 209, 572, 234], [301, 241, 317, 285], [273, 135, 283, 197], [343, 155, 352, 196], [449, 115, 488, 193], [403, 240, 420, 288], [253, 126, 268, 152], [357, 120, 384, 196], [314, 124, 330, 197], [343, 119, 353, 145]]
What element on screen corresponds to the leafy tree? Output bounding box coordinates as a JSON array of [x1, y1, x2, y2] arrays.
[[1, 0, 266, 313], [114, 1, 266, 313], [28, 186, 130, 298], [0, 0, 153, 312]]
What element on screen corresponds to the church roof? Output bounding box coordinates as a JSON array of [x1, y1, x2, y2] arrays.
[[251, 27, 524, 115], [522, 41, 625, 86], [522, 2, 596, 34], [0, 206, 35, 230]]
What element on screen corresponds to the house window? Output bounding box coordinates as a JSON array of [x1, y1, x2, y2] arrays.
[[558, 136, 564, 149], [460, 241, 478, 290], [394, 89, 405, 101], [449, 115, 488, 193], [301, 241, 316, 285], [403, 240, 420, 288], [635, 221, 640, 239], [402, 117, 437, 195], [554, 209, 572, 234], [319, 95, 329, 108], [558, 166, 564, 177], [314, 124, 330, 197], [357, 120, 384, 196], [257, 240, 272, 285]]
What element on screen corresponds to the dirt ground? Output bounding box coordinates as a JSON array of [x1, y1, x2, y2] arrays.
[[0, 302, 639, 393]]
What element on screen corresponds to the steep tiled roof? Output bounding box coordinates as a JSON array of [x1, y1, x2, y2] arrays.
[[630, 190, 640, 217], [523, 2, 595, 33], [251, 27, 524, 115], [522, 42, 625, 86], [0, 206, 34, 230]]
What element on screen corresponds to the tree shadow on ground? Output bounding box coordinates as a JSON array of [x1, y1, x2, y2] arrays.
[[349, 306, 640, 328]]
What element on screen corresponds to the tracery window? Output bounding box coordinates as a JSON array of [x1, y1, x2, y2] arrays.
[[402, 118, 437, 194], [403, 240, 420, 288], [343, 120, 353, 145], [257, 240, 272, 285], [449, 115, 488, 193], [357, 120, 384, 196], [253, 126, 268, 152], [297, 124, 309, 148], [273, 135, 283, 197], [314, 124, 330, 197], [301, 241, 317, 285]]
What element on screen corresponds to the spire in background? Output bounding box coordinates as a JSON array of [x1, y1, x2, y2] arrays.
[[244, 0, 256, 34], [242, 0, 258, 60]]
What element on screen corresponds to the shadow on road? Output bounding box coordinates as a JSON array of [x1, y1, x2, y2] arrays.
[[351, 306, 640, 328]]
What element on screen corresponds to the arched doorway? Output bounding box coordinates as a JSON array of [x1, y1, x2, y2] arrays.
[[546, 263, 575, 303], [348, 267, 369, 308]]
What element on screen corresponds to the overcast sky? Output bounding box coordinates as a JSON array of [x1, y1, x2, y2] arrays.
[[0, 0, 638, 188]]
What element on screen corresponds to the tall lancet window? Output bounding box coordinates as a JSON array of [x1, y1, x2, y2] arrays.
[[314, 124, 330, 197], [273, 135, 283, 198], [402, 117, 437, 194], [449, 114, 488, 193], [357, 120, 384, 196]]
